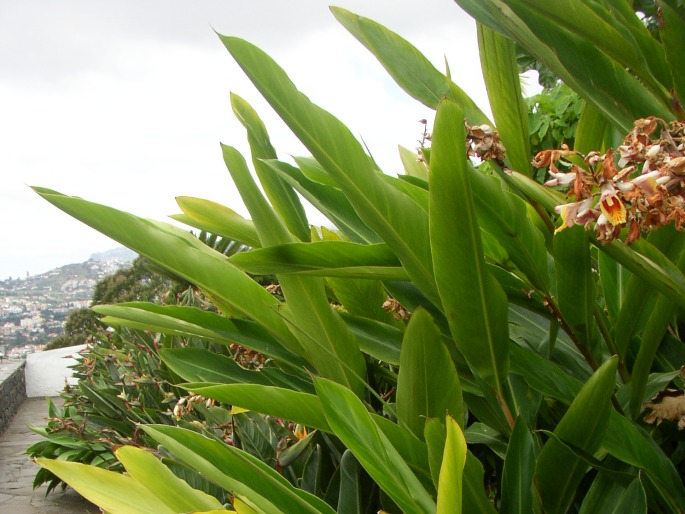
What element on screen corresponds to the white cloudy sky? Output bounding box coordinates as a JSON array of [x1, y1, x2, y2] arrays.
[[0, 0, 498, 279]]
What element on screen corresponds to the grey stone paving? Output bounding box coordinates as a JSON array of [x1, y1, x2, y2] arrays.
[[0, 397, 98, 513]]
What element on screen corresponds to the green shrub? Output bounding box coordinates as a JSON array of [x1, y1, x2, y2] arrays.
[[33, 2, 685, 513]]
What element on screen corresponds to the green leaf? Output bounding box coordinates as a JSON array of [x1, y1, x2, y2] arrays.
[[581, 473, 648, 514], [554, 225, 595, 354], [314, 377, 436, 514], [340, 312, 402, 365], [115, 446, 226, 512], [477, 23, 531, 175], [457, 0, 672, 131], [399, 146, 428, 181], [463, 452, 498, 514], [429, 98, 510, 403], [222, 144, 366, 396], [628, 293, 677, 418], [36, 457, 178, 514], [93, 303, 307, 369], [219, 35, 440, 307], [261, 158, 379, 244], [229, 241, 406, 280], [231, 93, 310, 242], [159, 348, 312, 392], [573, 101, 611, 155], [337, 450, 362, 514], [500, 417, 537, 514], [179, 384, 331, 432], [396, 308, 463, 439], [469, 169, 550, 292], [144, 425, 336, 514], [658, 2, 685, 116], [535, 357, 618, 514], [436, 416, 467, 514], [602, 411, 685, 510], [173, 196, 261, 248], [330, 7, 490, 124], [32, 187, 304, 356]]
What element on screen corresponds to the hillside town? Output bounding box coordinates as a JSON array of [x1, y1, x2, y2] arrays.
[[0, 249, 134, 358]]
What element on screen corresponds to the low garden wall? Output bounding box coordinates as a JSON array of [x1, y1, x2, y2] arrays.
[[0, 360, 26, 436]]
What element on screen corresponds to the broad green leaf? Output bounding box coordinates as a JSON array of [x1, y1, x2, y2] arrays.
[[597, 236, 685, 311], [469, 169, 550, 292], [603, 411, 685, 510], [463, 452, 499, 514], [510, 342, 582, 404], [457, 0, 672, 131], [598, 250, 629, 323], [628, 293, 677, 418], [500, 417, 537, 514], [337, 450, 362, 514], [32, 187, 304, 356], [36, 457, 177, 514], [509, 0, 667, 101], [173, 196, 261, 248], [327, 274, 395, 324], [115, 446, 225, 513], [330, 7, 490, 123], [613, 226, 685, 356], [399, 145, 428, 181], [429, 98, 510, 405], [573, 101, 611, 155], [314, 377, 436, 514], [179, 382, 431, 477], [219, 35, 441, 307], [229, 241, 406, 280], [397, 308, 463, 439], [93, 303, 307, 369], [659, 2, 685, 116], [340, 313, 402, 365], [554, 225, 595, 358], [535, 357, 618, 514], [231, 93, 310, 242], [144, 425, 336, 514], [159, 347, 312, 392], [477, 23, 530, 175], [222, 144, 366, 396], [262, 158, 379, 244], [581, 473, 648, 514], [424, 418, 447, 489], [464, 423, 508, 460], [179, 383, 331, 432], [436, 416, 467, 514]]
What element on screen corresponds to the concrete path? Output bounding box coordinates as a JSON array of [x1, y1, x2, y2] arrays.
[[0, 398, 98, 513]]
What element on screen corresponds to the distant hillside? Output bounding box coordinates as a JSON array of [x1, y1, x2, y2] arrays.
[[90, 247, 137, 262], [0, 249, 136, 348]]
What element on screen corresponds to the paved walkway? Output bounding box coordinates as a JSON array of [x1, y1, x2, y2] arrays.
[[0, 398, 97, 513]]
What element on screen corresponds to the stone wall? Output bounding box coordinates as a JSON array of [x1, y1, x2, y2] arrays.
[[0, 361, 26, 436]]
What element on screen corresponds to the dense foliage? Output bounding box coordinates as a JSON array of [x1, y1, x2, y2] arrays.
[[31, 1, 685, 513]]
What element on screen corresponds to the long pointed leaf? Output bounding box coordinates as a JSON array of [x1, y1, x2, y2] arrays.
[[429, 98, 510, 403], [219, 35, 441, 307], [535, 357, 618, 514], [314, 377, 436, 514], [330, 7, 490, 123], [32, 187, 303, 355], [477, 23, 530, 175], [397, 308, 463, 439], [144, 425, 336, 514]]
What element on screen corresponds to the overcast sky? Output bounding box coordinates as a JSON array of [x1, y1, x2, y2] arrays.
[[0, 0, 497, 280]]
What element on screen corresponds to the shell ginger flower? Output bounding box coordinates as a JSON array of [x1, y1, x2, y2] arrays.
[[535, 117, 685, 244]]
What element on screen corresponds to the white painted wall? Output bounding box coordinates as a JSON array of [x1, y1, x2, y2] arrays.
[[25, 345, 86, 397]]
